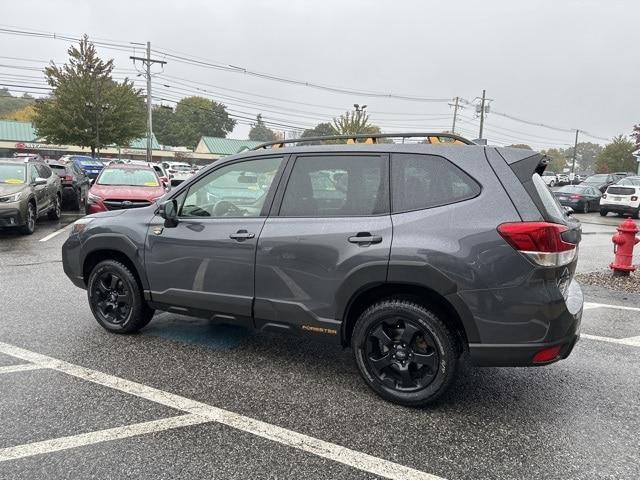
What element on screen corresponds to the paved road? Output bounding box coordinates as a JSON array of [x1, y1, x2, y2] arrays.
[[0, 214, 638, 479]]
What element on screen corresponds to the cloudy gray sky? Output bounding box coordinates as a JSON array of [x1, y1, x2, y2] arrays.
[[1, 0, 638, 149]]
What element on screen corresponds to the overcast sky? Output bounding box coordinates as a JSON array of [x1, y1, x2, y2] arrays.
[[1, 0, 638, 149]]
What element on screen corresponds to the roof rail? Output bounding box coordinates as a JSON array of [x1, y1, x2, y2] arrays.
[[252, 132, 474, 150]]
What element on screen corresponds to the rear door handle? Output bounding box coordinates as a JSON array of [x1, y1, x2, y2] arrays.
[[229, 229, 255, 241], [348, 233, 383, 245]]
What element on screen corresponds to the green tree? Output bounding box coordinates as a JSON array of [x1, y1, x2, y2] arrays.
[[594, 136, 636, 173], [152, 105, 177, 146], [248, 114, 277, 142], [300, 122, 337, 144], [565, 142, 602, 173], [631, 124, 640, 149], [542, 147, 569, 173], [507, 144, 533, 150], [33, 36, 145, 156], [0, 88, 35, 118], [168, 96, 235, 148], [332, 109, 380, 137]]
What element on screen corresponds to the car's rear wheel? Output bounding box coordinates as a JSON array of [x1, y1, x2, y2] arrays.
[[600, 209, 608, 217], [18, 202, 36, 235], [87, 260, 154, 333], [352, 299, 458, 407], [48, 195, 61, 220]]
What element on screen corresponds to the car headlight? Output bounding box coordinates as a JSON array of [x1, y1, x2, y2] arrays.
[[87, 192, 102, 204], [0, 191, 22, 203], [70, 218, 93, 236]]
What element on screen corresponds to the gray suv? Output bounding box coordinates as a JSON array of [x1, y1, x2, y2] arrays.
[[0, 157, 62, 234], [62, 133, 583, 406]]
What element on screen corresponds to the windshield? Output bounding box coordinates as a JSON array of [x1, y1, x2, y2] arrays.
[[618, 177, 640, 186], [556, 186, 589, 194], [97, 168, 159, 187], [584, 174, 608, 182], [0, 163, 27, 184]]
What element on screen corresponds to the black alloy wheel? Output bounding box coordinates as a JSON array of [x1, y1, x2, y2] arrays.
[[87, 260, 154, 333], [352, 300, 458, 407], [91, 271, 132, 326], [19, 202, 36, 235], [365, 318, 439, 392]]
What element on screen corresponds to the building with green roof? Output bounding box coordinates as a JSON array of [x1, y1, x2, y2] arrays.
[[195, 136, 263, 156]]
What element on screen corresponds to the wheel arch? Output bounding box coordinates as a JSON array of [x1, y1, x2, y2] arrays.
[[341, 282, 478, 352]]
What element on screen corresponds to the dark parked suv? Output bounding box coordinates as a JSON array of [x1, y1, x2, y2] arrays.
[[62, 133, 583, 406]]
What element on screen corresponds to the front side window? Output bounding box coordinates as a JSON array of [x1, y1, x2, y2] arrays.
[[180, 156, 282, 218], [391, 153, 480, 213], [279, 155, 388, 217]]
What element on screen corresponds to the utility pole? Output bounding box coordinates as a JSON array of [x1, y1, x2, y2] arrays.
[[570, 129, 579, 174], [478, 89, 486, 139], [130, 42, 166, 163], [451, 96, 460, 134]]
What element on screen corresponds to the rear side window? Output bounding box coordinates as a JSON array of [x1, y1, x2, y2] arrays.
[[531, 173, 565, 223], [35, 163, 52, 178], [279, 155, 388, 217], [391, 153, 480, 213]]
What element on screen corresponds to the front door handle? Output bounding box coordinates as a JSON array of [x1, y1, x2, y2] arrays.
[[348, 233, 383, 245], [229, 229, 255, 241]]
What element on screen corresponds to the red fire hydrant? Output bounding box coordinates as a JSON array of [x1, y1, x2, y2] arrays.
[[610, 218, 639, 276]]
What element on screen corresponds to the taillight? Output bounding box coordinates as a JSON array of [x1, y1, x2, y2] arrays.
[[497, 222, 577, 267], [63, 175, 73, 181], [532, 345, 563, 364], [570, 195, 582, 200], [602, 193, 607, 199], [632, 196, 638, 202]]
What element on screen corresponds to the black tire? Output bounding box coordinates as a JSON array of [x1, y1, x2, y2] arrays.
[[581, 202, 589, 214], [69, 188, 81, 211], [352, 299, 458, 407], [18, 202, 36, 235], [87, 260, 154, 334], [48, 194, 61, 220], [600, 210, 608, 217]]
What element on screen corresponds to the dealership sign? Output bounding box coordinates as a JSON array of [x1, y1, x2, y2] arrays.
[[14, 142, 69, 150]]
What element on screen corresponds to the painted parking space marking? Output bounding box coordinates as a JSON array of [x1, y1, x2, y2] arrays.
[[0, 363, 46, 375], [583, 302, 640, 313], [581, 334, 640, 348], [0, 414, 209, 462], [39, 225, 71, 242], [0, 341, 444, 480]]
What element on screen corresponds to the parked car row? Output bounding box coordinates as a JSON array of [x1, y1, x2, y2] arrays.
[[553, 175, 640, 218]]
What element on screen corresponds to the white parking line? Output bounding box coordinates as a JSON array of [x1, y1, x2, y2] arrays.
[[0, 414, 209, 462], [0, 342, 443, 480], [581, 334, 640, 348], [39, 225, 71, 242], [0, 363, 46, 375], [584, 302, 640, 313]]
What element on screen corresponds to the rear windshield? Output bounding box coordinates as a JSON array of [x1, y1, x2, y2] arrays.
[[607, 186, 636, 196], [556, 185, 589, 194], [532, 173, 565, 223], [50, 165, 68, 175], [618, 177, 640, 186], [0, 163, 26, 184], [98, 168, 159, 187]]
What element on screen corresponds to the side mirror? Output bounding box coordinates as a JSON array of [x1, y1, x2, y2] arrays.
[[563, 206, 574, 216], [33, 177, 47, 186], [90, 178, 96, 186], [160, 199, 179, 227]]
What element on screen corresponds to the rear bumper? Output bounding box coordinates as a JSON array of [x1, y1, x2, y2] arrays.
[[467, 279, 583, 367], [600, 203, 639, 213]]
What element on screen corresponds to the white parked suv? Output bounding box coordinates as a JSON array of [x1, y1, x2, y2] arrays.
[[600, 176, 640, 218], [162, 161, 193, 186], [542, 171, 558, 187]]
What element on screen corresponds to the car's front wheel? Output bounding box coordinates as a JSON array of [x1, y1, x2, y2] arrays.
[[600, 209, 608, 217], [352, 299, 458, 407], [87, 260, 154, 333], [18, 202, 36, 235]]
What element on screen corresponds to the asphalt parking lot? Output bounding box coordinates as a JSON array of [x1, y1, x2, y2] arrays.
[[0, 212, 639, 479]]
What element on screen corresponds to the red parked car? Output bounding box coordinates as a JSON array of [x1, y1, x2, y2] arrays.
[[87, 164, 166, 214]]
